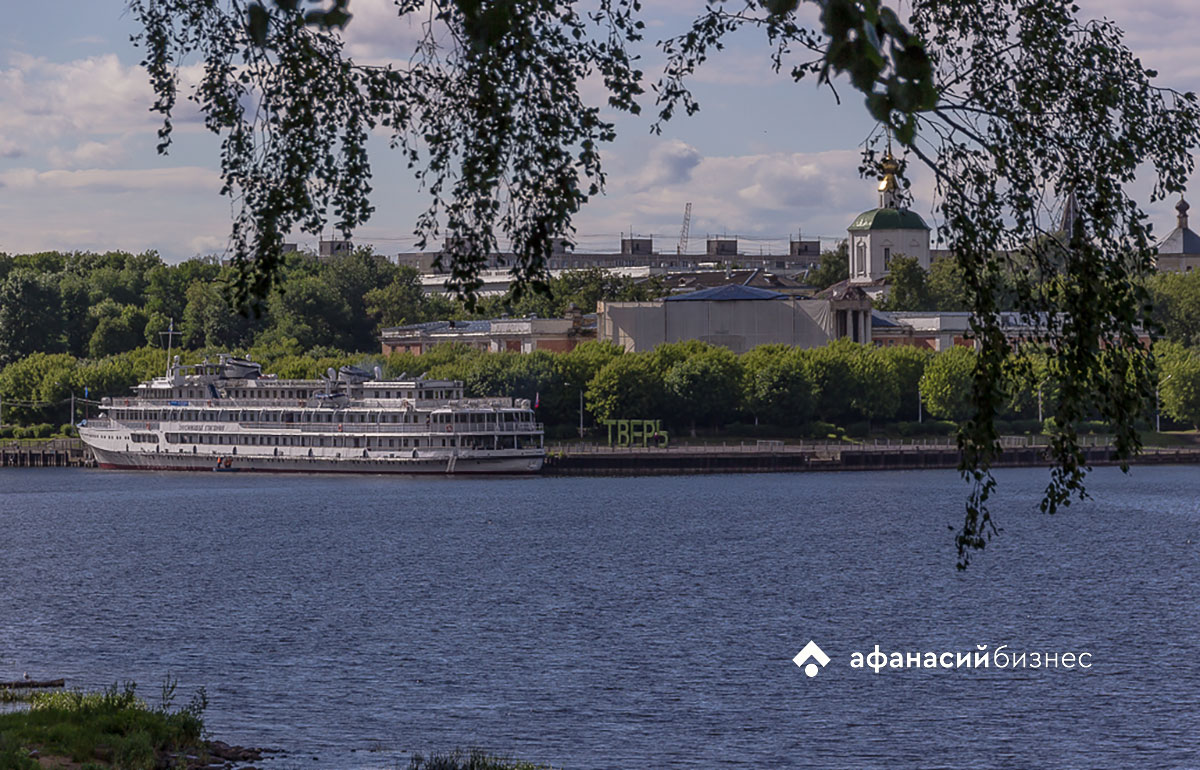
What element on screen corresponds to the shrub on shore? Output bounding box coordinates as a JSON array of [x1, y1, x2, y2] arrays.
[[0, 682, 206, 770]]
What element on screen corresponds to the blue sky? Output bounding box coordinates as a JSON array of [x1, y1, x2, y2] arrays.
[[0, 1, 1197, 262]]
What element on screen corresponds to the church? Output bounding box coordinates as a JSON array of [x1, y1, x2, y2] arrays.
[[1155, 197, 1200, 272], [847, 148, 932, 289]]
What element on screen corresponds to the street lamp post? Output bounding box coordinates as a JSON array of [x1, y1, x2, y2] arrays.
[[566, 382, 585, 439], [1157, 374, 1173, 433]]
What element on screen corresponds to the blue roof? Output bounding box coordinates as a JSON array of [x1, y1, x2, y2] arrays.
[[664, 285, 787, 302]]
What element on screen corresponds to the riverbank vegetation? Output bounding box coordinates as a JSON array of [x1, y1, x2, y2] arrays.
[[2, 332, 1193, 443], [0, 682, 207, 770], [0, 249, 663, 368], [3, 248, 1200, 440]]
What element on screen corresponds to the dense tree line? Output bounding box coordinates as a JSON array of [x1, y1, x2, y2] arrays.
[[4, 248, 1200, 439], [0, 249, 663, 369], [4, 332, 1171, 441], [880, 256, 1200, 347]]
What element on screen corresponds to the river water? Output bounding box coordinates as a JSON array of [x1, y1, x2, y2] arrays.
[[1, 467, 1197, 769]]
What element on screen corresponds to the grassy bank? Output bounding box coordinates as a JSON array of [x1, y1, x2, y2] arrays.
[[0, 684, 554, 770], [0, 682, 206, 770]]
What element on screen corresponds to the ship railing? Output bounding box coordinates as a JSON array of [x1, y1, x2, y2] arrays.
[[109, 396, 518, 410], [93, 417, 542, 434], [225, 421, 543, 434]]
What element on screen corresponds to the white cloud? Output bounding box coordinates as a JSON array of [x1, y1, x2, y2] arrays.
[[0, 137, 23, 159], [340, 0, 432, 63], [0, 53, 158, 138], [631, 139, 702, 190], [46, 138, 127, 168], [573, 145, 881, 250], [1077, 2, 1200, 86], [0, 166, 219, 194], [187, 234, 230, 256]]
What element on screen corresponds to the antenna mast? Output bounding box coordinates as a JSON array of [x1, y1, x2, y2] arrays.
[[159, 318, 182, 377]]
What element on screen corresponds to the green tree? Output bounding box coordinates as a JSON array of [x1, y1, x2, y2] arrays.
[[920, 346, 976, 423], [877, 256, 930, 311], [927, 255, 968, 311], [877, 345, 933, 421], [320, 248, 398, 350], [558, 340, 623, 393], [59, 273, 95, 357], [0, 270, 64, 366], [365, 266, 429, 329], [0, 352, 76, 424], [550, 267, 664, 314], [848, 344, 900, 424], [1147, 271, 1200, 347], [405, 342, 476, 375], [182, 282, 254, 350], [263, 275, 353, 350], [807, 242, 849, 290], [72, 356, 139, 404], [803, 340, 860, 424], [586, 354, 665, 423], [510, 352, 568, 424], [87, 302, 149, 358], [1158, 350, 1200, 429], [664, 347, 743, 433], [741, 345, 814, 427]]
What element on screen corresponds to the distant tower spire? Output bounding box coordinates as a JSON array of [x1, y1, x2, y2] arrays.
[[1177, 196, 1190, 230], [1060, 190, 1081, 235], [878, 134, 901, 209]]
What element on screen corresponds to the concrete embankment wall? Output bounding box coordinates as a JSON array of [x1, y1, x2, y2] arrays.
[[543, 445, 1200, 476]]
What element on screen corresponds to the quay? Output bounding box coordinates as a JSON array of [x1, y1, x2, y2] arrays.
[[0, 438, 95, 468], [5, 436, 1200, 475], [543, 438, 1200, 476]]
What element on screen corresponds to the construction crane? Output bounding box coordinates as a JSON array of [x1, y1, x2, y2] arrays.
[[677, 202, 692, 255]]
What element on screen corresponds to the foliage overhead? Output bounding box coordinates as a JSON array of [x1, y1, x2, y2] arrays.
[[129, 0, 1200, 566]]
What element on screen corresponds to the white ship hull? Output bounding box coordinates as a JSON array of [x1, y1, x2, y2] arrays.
[[79, 355, 545, 476], [86, 441, 543, 475]]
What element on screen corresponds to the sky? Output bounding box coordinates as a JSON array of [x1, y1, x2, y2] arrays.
[[0, 0, 1197, 263]]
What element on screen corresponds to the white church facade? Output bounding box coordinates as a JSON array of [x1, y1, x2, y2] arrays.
[[847, 149, 931, 286]]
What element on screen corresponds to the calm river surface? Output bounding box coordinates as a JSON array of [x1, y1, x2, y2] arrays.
[[1, 467, 1198, 769]]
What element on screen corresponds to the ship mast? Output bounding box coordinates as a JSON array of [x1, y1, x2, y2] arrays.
[[159, 319, 182, 377]]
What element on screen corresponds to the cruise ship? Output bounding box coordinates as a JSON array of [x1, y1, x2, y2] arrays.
[[78, 355, 544, 474]]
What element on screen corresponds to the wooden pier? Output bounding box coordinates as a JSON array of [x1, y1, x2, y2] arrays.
[[0, 438, 94, 468]]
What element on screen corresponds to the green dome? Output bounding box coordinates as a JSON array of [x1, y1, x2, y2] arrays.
[[848, 208, 930, 231]]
